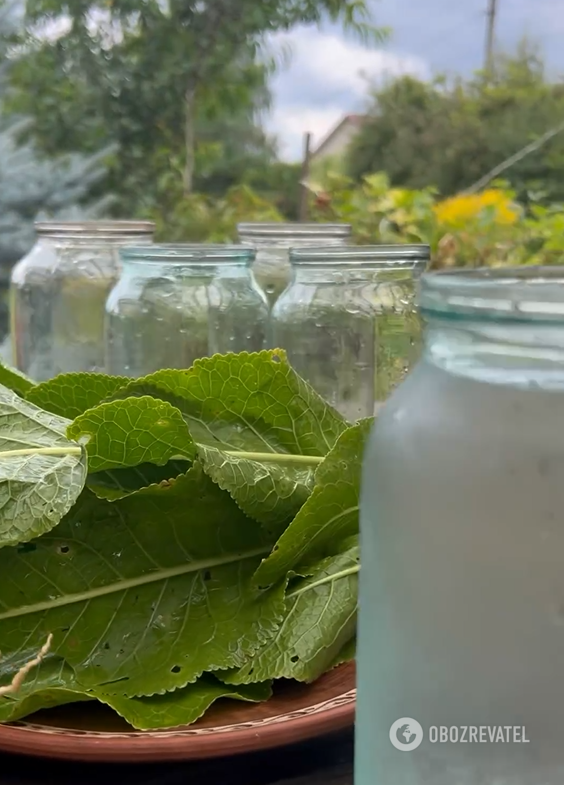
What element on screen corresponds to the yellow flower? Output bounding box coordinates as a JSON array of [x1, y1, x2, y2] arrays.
[[434, 189, 519, 227]]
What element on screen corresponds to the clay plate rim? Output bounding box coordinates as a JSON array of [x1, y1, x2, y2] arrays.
[[0, 662, 356, 762]]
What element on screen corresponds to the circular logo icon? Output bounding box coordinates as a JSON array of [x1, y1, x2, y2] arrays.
[[389, 718, 424, 751]]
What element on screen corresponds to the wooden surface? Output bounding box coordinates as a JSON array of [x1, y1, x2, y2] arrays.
[[0, 728, 354, 784]]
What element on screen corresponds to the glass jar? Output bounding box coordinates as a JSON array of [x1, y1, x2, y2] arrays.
[[237, 222, 351, 306], [271, 245, 428, 421], [356, 267, 564, 785], [105, 244, 269, 377], [10, 221, 155, 381]]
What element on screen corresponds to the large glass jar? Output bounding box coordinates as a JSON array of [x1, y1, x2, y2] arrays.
[[105, 244, 269, 377], [237, 222, 351, 306], [10, 221, 154, 381], [356, 267, 564, 785], [271, 245, 428, 421]]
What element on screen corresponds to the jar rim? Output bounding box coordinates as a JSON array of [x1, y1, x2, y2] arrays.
[[420, 266, 564, 322], [35, 221, 155, 238], [289, 244, 430, 267], [119, 244, 255, 264], [237, 222, 352, 240]]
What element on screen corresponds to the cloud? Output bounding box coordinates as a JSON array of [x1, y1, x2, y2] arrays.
[[264, 27, 430, 161]]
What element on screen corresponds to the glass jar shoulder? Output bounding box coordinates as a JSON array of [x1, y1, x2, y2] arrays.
[[215, 269, 269, 311], [105, 270, 151, 315], [107, 266, 268, 314], [10, 241, 58, 285], [272, 277, 376, 321]]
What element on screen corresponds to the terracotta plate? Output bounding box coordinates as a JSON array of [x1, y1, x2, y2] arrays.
[[0, 662, 355, 763]]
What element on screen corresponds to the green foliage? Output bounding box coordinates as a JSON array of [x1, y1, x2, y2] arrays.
[[347, 43, 564, 202], [0, 386, 86, 549], [0, 469, 285, 698], [68, 397, 196, 473], [0, 350, 363, 729], [6, 0, 385, 219], [96, 677, 272, 730], [0, 361, 34, 398], [307, 170, 564, 268], [254, 421, 370, 587], [224, 538, 358, 684], [147, 183, 285, 243], [27, 372, 130, 420]]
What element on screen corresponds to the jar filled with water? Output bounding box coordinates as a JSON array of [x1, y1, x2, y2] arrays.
[[105, 244, 269, 377], [10, 221, 155, 381], [237, 222, 351, 306], [357, 267, 564, 785], [271, 244, 428, 421]]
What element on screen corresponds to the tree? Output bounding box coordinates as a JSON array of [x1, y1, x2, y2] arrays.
[[5, 0, 385, 216], [347, 42, 564, 202]]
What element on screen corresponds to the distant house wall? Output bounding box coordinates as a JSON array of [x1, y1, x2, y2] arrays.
[[310, 114, 366, 163]]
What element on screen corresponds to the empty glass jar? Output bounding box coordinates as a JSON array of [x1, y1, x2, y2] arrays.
[[357, 267, 564, 785], [237, 222, 351, 306], [10, 221, 154, 381], [271, 245, 429, 421], [105, 244, 269, 377]]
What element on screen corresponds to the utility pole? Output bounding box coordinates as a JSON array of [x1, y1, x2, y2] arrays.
[[298, 132, 312, 222], [484, 0, 497, 74]]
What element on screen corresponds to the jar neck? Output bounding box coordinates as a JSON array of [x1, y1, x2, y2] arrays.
[[420, 267, 564, 389], [290, 263, 426, 285], [424, 317, 564, 389], [38, 234, 154, 247], [238, 223, 351, 248], [120, 259, 251, 279], [36, 221, 155, 246]]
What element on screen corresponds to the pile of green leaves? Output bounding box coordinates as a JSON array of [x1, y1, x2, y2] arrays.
[[0, 350, 370, 730]]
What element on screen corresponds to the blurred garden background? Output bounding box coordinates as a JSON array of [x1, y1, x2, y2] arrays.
[[0, 0, 563, 341]]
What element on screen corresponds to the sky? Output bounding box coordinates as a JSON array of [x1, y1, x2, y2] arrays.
[[266, 0, 564, 162]]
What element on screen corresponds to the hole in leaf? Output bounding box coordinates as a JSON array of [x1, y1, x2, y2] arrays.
[[203, 570, 211, 581], [271, 353, 281, 363], [61, 626, 70, 633], [273, 545, 279, 552], [171, 665, 181, 674], [290, 655, 299, 663], [103, 642, 110, 650], [57, 544, 70, 555]]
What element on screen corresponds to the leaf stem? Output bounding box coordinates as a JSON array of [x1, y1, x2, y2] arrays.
[[0, 547, 271, 622], [0, 446, 83, 459], [287, 565, 360, 599], [219, 450, 324, 466]]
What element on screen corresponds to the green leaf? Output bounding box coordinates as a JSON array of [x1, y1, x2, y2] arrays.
[[223, 539, 359, 684], [197, 444, 314, 537], [110, 350, 349, 527], [253, 419, 373, 588], [95, 675, 272, 730], [0, 658, 92, 723], [86, 460, 191, 501], [330, 636, 356, 668], [0, 385, 87, 549], [0, 465, 285, 698], [67, 397, 196, 472], [26, 372, 130, 419], [0, 361, 35, 398]]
